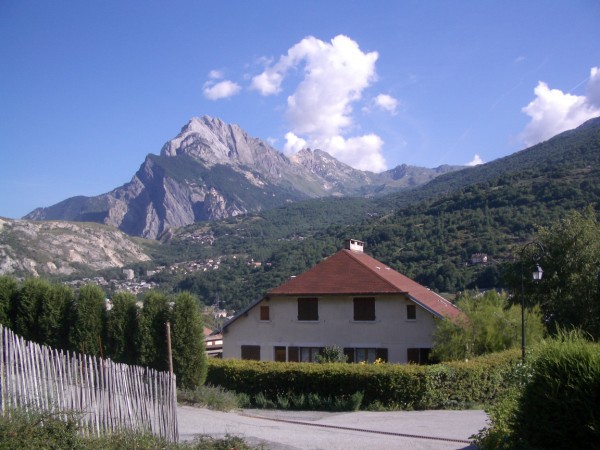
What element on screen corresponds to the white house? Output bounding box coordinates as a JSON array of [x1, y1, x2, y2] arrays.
[[221, 240, 462, 364]]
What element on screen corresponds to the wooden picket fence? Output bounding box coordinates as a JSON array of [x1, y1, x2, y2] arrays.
[[0, 325, 178, 442]]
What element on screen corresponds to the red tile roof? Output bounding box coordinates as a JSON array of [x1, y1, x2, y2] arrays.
[[268, 249, 462, 321]]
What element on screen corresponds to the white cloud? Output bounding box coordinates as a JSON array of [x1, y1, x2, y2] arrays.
[[374, 94, 399, 115], [208, 70, 223, 79], [251, 70, 284, 95], [285, 132, 386, 172], [283, 132, 307, 155], [519, 67, 600, 146], [587, 67, 600, 108], [252, 35, 386, 172], [203, 80, 241, 100], [467, 154, 484, 166]]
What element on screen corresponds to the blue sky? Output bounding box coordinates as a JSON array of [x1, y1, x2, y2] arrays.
[[1, 1, 599, 219]]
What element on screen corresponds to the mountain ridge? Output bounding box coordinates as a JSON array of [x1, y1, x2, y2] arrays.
[[25, 116, 461, 238]]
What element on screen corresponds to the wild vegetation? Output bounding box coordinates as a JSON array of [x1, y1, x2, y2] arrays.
[[431, 290, 544, 362], [0, 407, 254, 449]]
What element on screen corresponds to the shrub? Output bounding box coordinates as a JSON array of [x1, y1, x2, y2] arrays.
[[314, 345, 348, 363], [511, 331, 600, 449], [276, 394, 290, 409], [253, 392, 275, 409]]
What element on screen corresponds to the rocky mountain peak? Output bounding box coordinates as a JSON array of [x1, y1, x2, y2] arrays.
[[160, 115, 279, 170], [24, 116, 462, 239]]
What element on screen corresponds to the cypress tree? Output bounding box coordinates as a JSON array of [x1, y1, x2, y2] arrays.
[[38, 283, 73, 350], [0, 276, 17, 328], [11, 278, 51, 342], [136, 291, 171, 371], [105, 291, 138, 364], [69, 284, 105, 355], [171, 292, 207, 389]]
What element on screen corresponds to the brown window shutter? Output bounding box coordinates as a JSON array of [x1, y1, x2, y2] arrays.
[[260, 305, 270, 321], [288, 346, 299, 362], [298, 298, 319, 320], [274, 346, 286, 362], [241, 345, 260, 361], [354, 297, 375, 321]]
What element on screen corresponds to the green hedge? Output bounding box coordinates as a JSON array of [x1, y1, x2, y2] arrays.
[[207, 349, 520, 410]]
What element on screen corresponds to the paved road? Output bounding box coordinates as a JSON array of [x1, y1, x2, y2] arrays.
[[178, 406, 488, 449]]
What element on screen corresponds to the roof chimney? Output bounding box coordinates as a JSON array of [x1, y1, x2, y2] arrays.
[[346, 239, 364, 253]]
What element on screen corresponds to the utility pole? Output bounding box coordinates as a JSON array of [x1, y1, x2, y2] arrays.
[[166, 321, 173, 377]]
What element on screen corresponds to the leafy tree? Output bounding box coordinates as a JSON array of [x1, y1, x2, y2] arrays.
[[136, 291, 171, 371], [69, 284, 105, 355], [170, 292, 207, 388], [515, 207, 600, 338], [0, 276, 17, 327], [314, 345, 348, 363], [105, 291, 138, 364], [431, 290, 544, 361], [38, 283, 73, 350], [10, 278, 52, 342]]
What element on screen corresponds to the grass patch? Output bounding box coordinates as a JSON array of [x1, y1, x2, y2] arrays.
[[178, 384, 241, 411], [0, 407, 258, 449]]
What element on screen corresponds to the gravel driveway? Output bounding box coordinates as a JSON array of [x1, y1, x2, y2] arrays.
[[178, 406, 488, 449]]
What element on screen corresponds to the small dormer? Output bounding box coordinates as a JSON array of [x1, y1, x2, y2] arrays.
[[346, 239, 364, 253]]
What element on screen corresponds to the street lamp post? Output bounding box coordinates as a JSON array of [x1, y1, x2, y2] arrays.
[[520, 241, 544, 360]]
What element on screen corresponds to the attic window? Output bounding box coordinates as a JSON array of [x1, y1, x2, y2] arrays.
[[406, 304, 417, 320], [260, 306, 270, 321]]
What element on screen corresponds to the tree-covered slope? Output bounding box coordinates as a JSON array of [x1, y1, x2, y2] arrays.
[[150, 117, 600, 310]]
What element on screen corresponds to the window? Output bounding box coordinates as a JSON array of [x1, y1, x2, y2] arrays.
[[288, 346, 323, 362], [407, 348, 430, 365], [343, 347, 388, 364], [260, 305, 270, 321], [298, 298, 318, 321], [274, 346, 286, 362], [406, 304, 417, 320], [353, 297, 375, 321], [241, 345, 260, 361]]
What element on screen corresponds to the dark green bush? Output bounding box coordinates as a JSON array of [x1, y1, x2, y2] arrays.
[[207, 350, 520, 410], [512, 332, 600, 449]]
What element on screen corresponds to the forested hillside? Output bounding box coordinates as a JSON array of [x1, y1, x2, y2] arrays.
[[146, 117, 600, 311]]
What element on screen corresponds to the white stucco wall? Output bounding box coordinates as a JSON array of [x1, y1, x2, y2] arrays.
[[222, 295, 439, 363]]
